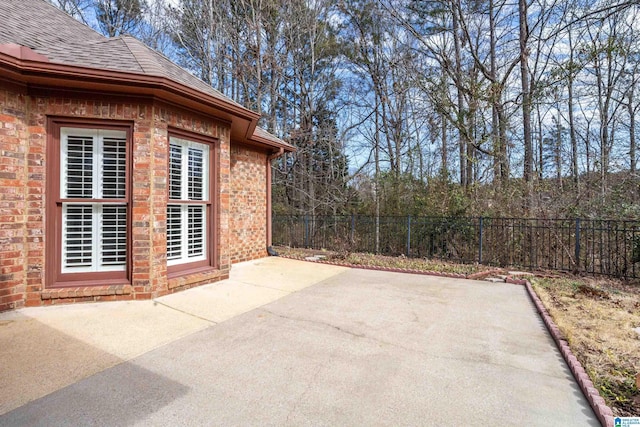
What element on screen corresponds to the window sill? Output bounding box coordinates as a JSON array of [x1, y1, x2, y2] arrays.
[[167, 265, 230, 291], [42, 284, 132, 300], [48, 278, 131, 289], [167, 265, 218, 280]]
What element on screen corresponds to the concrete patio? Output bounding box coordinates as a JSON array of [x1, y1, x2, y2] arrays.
[[0, 257, 597, 426]]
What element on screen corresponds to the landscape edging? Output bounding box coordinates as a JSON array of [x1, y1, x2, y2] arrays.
[[281, 254, 615, 427], [522, 279, 614, 427]]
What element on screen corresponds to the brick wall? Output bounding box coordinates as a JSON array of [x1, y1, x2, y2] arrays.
[[229, 144, 267, 263], [0, 84, 28, 311], [0, 81, 246, 310], [154, 104, 232, 294]]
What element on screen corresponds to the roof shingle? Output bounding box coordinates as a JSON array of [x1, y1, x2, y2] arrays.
[[0, 0, 245, 107], [0, 0, 293, 151]]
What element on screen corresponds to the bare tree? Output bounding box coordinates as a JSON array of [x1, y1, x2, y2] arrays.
[[519, 0, 532, 187], [95, 0, 146, 37], [48, 0, 91, 24], [581, 10, 631, 195]]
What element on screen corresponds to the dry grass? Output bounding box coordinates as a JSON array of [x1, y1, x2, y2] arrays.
[[274, 246, 493, 275], [275, 246, 640, 416], [531, 277, 640, 417]]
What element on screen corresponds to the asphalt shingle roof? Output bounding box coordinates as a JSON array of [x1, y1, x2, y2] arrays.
[[0, 0, 248, 114], [0, 0, 293, 150]]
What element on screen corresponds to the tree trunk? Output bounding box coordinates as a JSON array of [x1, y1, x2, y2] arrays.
[[374, 101, 381, 254], [536, 102, 543, 179], [629, 89, 636, 175], [452, 0, 467, 188], [556, 111, 562, 188], [489, 0, 500, 183], [568, 33, 579, 186], [519, 0, 532, 185], [441, 112, 448, 178], [467, 77, 478, 187]]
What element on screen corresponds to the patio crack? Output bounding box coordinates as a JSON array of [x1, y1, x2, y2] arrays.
[[152, 300, 217, 324], [259, 308, 568, 381], [285, 351, 334, 424], [259, 309, 366, 339]]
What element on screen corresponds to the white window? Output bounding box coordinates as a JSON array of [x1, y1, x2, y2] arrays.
[[167, 136, 210, 266], [60, 128, 127, 273]]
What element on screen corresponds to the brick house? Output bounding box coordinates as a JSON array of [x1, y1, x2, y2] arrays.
[[0, 0, 294, 311]]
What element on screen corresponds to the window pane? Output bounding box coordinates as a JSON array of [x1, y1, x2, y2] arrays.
[[64, 204, 93, 268], [188, 147, 204, 200], [66, 136, 93, 198], [101, 205, 127, 265], [167, 205, 182, 260], [167, 137, 210, 266], [102, 137, 126, 198], [188, 205, 205, 258], [169, 144, 182, 200]]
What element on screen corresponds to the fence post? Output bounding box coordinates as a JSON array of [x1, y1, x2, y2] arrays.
[[406, 215, 412, 257], [575, 218, 581, 271], [304, 215, 309, 248], [478, 217, 484, 264]]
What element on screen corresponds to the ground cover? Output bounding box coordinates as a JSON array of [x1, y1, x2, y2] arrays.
[[532, 277, 640, 417], [274, 246, 494, 275], [274, 246, 640, 417]]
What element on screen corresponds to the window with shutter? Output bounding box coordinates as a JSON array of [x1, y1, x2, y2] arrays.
[[57, 127, 129, 277], [167, 136, 211, 268]]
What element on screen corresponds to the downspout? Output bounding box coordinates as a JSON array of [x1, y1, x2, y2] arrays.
[[267, 147, 284, 256]]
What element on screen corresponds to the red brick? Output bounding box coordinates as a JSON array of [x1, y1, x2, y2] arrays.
[[0, 89, 266, 311]]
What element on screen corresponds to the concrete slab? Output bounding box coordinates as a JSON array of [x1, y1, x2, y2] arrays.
[[229, 257, 349, 292], [0, 257, 345, 416], [155, 279, 288, 323], [16, 300, 213, 360], [0, 300, 211, 414], [155, 257, 346, 322], [0, 312, 121, 415], [509, 271, 535, 276], [0, 265, 598, 426]]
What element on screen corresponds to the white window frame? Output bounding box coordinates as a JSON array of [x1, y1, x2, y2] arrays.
[[60, 127, 127, 273], [167, 136, 210, 266]]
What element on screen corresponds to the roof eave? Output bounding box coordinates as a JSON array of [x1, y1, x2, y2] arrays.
[[0, 51, 294, 151], [249, 134, 296, 154]]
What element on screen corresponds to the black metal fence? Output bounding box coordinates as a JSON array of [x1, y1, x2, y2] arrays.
[[272, 215, 640, 279]]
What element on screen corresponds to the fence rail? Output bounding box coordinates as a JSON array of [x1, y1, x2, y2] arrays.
[[272, 215, 640, 279]]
